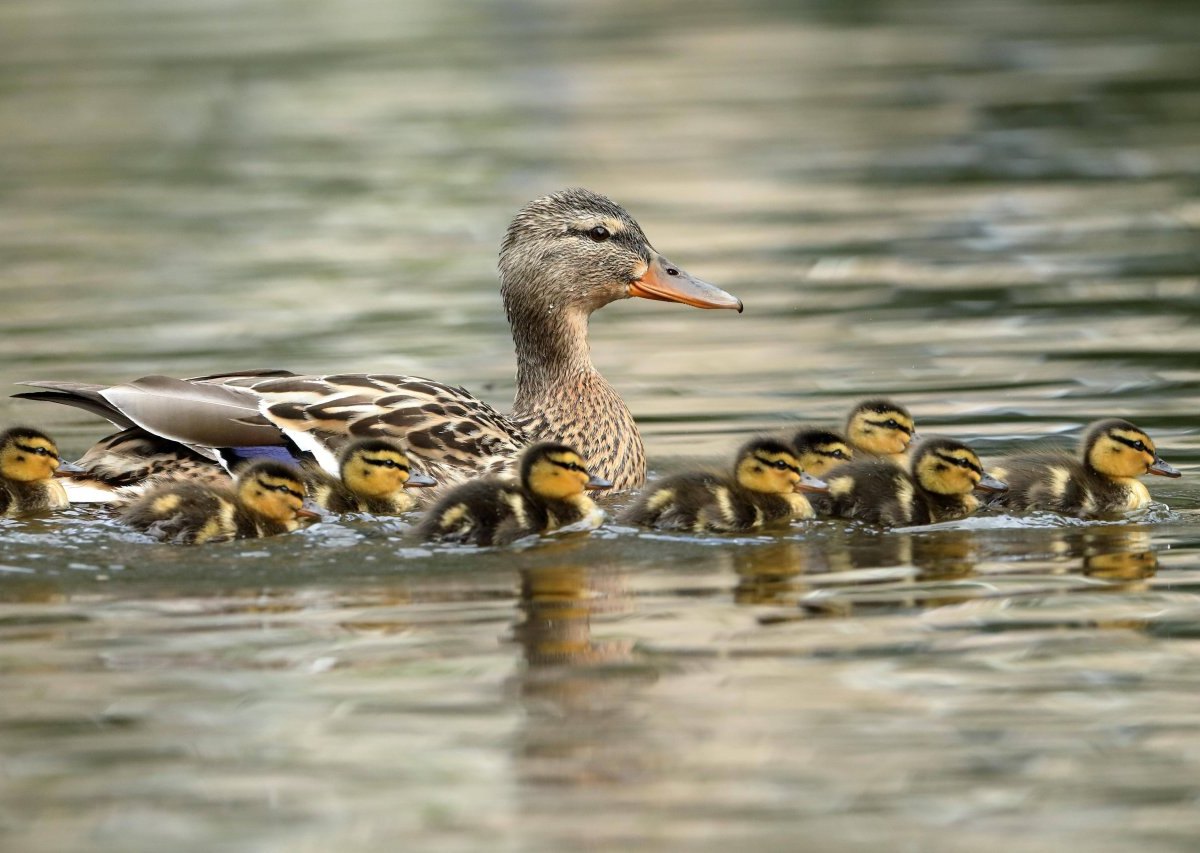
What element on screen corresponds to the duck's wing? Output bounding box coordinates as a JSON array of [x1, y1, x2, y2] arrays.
[[223, 373, 531, 479], [17, 375, 280, 460], [17, 372, 530, 485]]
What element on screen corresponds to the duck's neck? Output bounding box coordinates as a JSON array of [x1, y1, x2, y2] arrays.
[[510, 302, 597, 406], [506, 296, 645, 490]]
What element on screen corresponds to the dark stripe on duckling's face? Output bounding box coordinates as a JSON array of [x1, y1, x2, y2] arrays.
[[812, 444, 851, 461], [255, 477, 305, 501], [14, 442, 60, 461], [362, 456, 410, 473], [753, 454, 802, 476], [865, 418, 914, 437], [548, 456, 588, 475], [1110, 433, 1153, 455], [932, 450, 983, 476]]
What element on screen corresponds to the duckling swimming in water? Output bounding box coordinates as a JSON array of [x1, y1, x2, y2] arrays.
[[122, 460, 318, 544], [825, 437, 1006, 526], [0, 426, 68, 516], [417, 442, 611, 546], [790, 428, 853, 478], [844, 398, 917, 462], [306, 438, 435, 514], [989, 418, 1180, 518], [620, 438, 828, 533]]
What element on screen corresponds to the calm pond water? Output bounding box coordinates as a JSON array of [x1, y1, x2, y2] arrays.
[[2, 0, 1200, 849]]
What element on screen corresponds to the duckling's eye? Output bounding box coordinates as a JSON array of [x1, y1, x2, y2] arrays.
[[1132, 441, 1146, 452], [588, 225, 611, 243], [885, 419, 900, 429], [773, 460, 790, 470], [831, 450, 846, 459]]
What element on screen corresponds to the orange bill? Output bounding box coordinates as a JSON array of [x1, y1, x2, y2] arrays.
[[629, 253, 743, 312]]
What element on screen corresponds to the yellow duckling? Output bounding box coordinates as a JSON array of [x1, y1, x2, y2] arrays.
[[789, 428, 854, 478], [417, 442, 611, 546], [122, 460, 319, 544], [990, 418, 1180, 518], [620, 438, 828, 533], [0, 426, 69, 516], [306, 438, 435, 514], [844, 398, 917, 462], [825, 437, 1007, 526]]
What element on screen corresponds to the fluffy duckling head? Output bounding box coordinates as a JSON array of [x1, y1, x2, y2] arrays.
[[521, 442, 612, 501], [790, 429, 853, 478], [0, 426, 62, 482], [912, 438, 1007, 496], [235, 460, 313, 527], [1082, 419, 1180, 480], [338, 438, 435, 499], [734, 438, 828, 495], [499, 188, 741, 329], [846, 399, 916, 457]]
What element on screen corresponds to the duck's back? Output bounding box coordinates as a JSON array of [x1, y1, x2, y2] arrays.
[[620, 471, 725, 531], [122, 483, 245, 544], [826, 460, 929, 526], [991, 453, 1144, 517], [418, 478, 548, 546], [696, 483, 800, 532]]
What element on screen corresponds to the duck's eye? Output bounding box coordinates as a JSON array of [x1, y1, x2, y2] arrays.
[[774, 460, 790, 470], [588, 225, 611, 243], [885, 419, 900, 429], [1132, 441, 1146, 452], [831, 450, 846, 459]]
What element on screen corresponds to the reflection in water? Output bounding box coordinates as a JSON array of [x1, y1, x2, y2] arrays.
[[735, 522, 1162, 614], [1081, 527, 1159, 581], [511, 561, 659, 791]]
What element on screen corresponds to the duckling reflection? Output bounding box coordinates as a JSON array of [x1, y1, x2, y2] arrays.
[[1081, 527, 1159, 581], [733, 531, 918, 608], [732, 541, 814, 606], [513, 562, 632, 667], [512, 560, 658, 789], [911, 530, 982, 580]]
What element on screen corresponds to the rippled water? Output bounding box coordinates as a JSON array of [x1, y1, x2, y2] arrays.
[[2, 0, 1200, 849]]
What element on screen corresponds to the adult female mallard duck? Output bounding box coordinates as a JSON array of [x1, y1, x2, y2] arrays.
[[122, 460, 319, 544], [0, 426, 69, 516], [17, 189, 741, 497], [620, 438, 828, 533], [306, 438, 435, 514], [989, 418, 1180, 518], [417, 442, 611, 546], [824, 437, 1006, 526]]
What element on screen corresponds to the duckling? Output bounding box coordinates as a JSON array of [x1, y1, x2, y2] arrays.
[[620, 438, 828, 533], [0, 426, 68, 516], [417, 442, 611, 546], [990, 418, 1180, 518], [306, 438, 435, 514], [122, 460, 318, 544], [790, 428, 854, 478], [825, 437, 1007, 526], [844, 398, 916, 462]]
